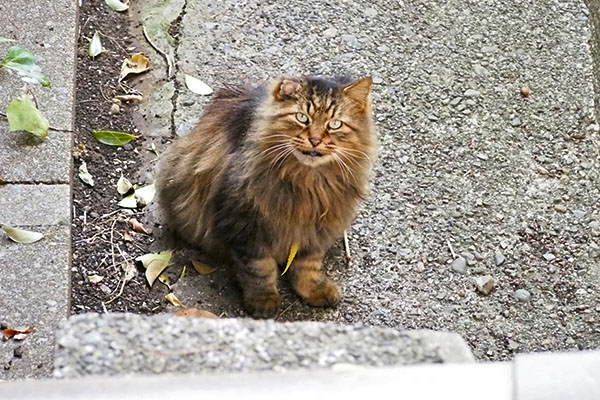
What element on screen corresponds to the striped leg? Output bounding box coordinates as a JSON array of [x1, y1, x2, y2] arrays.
[[289, 252, 341, 307], [236, 256, 280, 318]]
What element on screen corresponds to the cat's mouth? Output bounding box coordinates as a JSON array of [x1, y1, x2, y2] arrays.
[[301, 150, 323, 157]]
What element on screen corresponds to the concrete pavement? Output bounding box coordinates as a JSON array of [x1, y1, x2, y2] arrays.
[[0, 0, 76, 379]]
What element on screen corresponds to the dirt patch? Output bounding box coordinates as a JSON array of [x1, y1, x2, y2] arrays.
[[71, 0, 168, 314]]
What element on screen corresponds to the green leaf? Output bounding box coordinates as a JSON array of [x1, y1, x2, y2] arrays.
[[135, 250, 173, 287], [2, 224, 43, 244], [105, 0, 129, 11], [134, 182, 156, 207], [6, 94, 49, 139], [1, 46, 51, 87], [92, 130, 137, 146], [89, 31, 103, 58]]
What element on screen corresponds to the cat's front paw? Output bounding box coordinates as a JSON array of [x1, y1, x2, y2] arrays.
[[244, 292, 281, 318], [304, 279, 341, 307]]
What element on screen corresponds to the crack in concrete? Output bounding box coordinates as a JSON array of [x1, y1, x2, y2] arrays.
[[169, 0, 188, 137]]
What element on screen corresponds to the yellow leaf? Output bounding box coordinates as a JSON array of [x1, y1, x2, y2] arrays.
[[179, 265, 186, 279], [281, 242, 299, 276], [192, 260, 217, 275], [166, 292, 183, 307], [158, 272, 171, 289], [119, 53, 151, 81], [136, 250, 173, 287]]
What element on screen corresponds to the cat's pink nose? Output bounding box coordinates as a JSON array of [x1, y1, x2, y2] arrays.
[[309, 136, 322, 147]]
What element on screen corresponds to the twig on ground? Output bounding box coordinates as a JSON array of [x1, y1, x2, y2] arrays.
[[343, 230, 351, 262], [101, 301, 108, 313], [142, 25, 174, 79], [447, 239, 457, 259], [276, 300, 299, 320]]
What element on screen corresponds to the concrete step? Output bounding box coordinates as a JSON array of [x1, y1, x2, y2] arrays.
[[53, 313, 474, 378]]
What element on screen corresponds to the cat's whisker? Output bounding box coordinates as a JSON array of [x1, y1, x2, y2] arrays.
[[334, 153, 356, 183], [269, 147, 296, 173], [262, 134, 292, 140], [332, 153, 348, 184], [335, 149, 362, 168], [259, 142, 293, 157], [337, 147, 372, 164]]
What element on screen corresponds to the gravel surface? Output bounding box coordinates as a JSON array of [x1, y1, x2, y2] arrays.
[[131, 0, 600, 362], [53, 313, 473, 378]]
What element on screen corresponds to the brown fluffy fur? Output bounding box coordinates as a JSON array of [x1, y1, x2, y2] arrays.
[[157, 76, 376, 317]]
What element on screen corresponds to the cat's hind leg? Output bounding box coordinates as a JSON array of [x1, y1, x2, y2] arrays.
[[288, 252, 341, 307]]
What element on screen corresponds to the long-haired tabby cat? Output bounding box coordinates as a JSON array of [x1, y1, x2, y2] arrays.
[[157, 75, 376, 317]]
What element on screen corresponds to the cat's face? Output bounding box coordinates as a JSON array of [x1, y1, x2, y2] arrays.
[[262, 76, 374, 169]]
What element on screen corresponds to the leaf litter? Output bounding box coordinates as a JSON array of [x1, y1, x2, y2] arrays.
[[2, 224, 43, 243], [136, 250, 173, 287], [119, 53, 151, 82]]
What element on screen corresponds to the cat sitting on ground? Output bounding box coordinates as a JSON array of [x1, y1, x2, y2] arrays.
[[157, 75, 376, 317]]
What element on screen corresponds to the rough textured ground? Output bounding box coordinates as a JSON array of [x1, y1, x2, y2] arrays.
[[71, 0, 600, 363], [53, 314, 473, 378]]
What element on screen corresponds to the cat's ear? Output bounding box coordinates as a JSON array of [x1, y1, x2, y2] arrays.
[[342, 77, 372, 107], [273, 77, 303, 100]]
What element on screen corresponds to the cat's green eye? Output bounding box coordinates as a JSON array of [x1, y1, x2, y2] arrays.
[[296, 112, 309, 124], [328, 119, 342, 130]]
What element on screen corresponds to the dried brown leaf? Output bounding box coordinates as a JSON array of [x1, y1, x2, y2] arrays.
[[119, 53, 151, 81], [192, 260, 217, 275], [129, 218, 152, 235], [165, 292, 183, 307], [174, 307, 218, 319], [2, 326, 33, 339]]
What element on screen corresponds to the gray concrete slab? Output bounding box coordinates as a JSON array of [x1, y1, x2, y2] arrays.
[[147, 0, 600, 361], [0, 0, 76, 184], [0, 122, 72, 183], [0, 184, 70, 226], [53, 313, 474, 378], [0, 0, 76, 380], [0, 225, 70, 379]]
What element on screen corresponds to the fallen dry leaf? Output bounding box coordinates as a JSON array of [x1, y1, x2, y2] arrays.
[[165, 292, 183, 307], [88, 274, 104, 284], [192, 260, 217, 275], [119, 53, 151, 82], [136, 250, 173, 287], [174, 307, 218, 319], [129, 218, 152, 235], [2, 326, 33, 339], [122, 231, 133, 241]]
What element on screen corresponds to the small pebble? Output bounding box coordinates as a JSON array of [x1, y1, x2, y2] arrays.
[[464, 89, 480, 97], [450, 97, 462, 106], [542, 253, 556, 261], [476, 153, 488, 161], [511, 117, 522, 127], [450, 257, 468, 274], [514, 289, 531, 302], [182, 99, 196, 107], [13, 347, 23, 358], [365, 7, 378, 17], [109, 103, 120, 115], [0, 322, 7, 330], [494, 253, 506, 266], [322, 27, 338, 38], [520, 86, 530, 97], [554, 204, 567, 213], [475, 275, 496, 295], [372, 76, 383, 84]]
